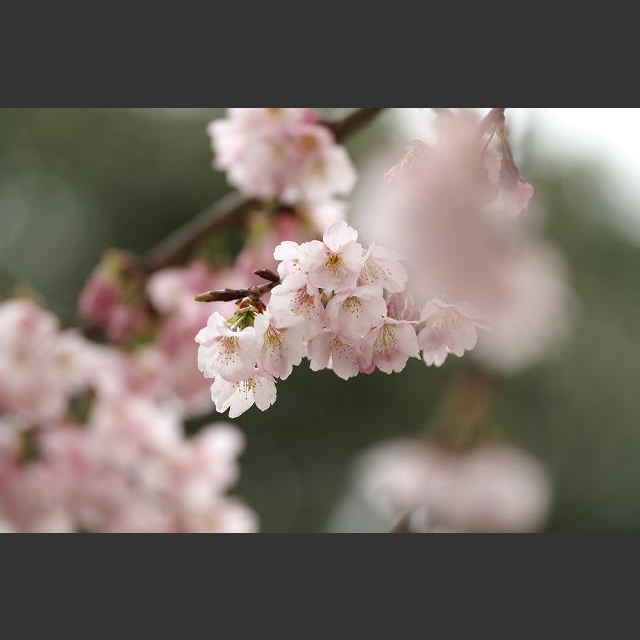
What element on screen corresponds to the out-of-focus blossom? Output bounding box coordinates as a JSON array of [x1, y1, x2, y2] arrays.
[[473, 244, 572, 373], [0, 401, 256, 533], [351, 109, 571, 373], [208, 108, 356, 204], [482, 107, 535, 217], [300, 199, 346, 233], [0, 299, 67, 421], [79, 250, 149, 342], [355, 437, 551, 532]]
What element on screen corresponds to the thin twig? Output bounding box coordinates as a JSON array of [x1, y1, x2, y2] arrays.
[[194, 270, 280, 303], [144, 193, 261, 273]]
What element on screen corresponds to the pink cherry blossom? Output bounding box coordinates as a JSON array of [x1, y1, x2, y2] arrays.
[[195, 312, 258, 382], [326, 284, 387, 341], [273, 240, 320, 285], [473, 244, 572, 373], [210, 374, 277, 419], [361, 318, 420, 374], [306, 221, 365, 292], [79, 257, 148, 342], [354, 112, 521, 319], [307, 330, 361, 380], [355, 438, 551, 532], [0, 299, 66, 421], [418, 299, 481, 367], [280, 124, 356, 204], [267, 277, 326, 336], [358, 243, 408, 293], [386, 292, 418, 322], [482, 108, 535, 217], [253, 312, 306, 380], [208, 108, 356, 204]]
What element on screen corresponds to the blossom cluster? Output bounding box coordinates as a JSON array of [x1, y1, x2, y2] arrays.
[[196, 220, 487, 418], [208, 108, 356, 207], [0, 298, 256, 532], [354, 108, 571, 373], [347, 437, 551, 532], [0, 107, 568, 533]]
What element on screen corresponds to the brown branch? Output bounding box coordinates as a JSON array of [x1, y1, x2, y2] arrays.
[[144, 192, 261, 273], [391, 513, 415, 533], [194, 270, 280, 303], [142, 108, 387, 273]]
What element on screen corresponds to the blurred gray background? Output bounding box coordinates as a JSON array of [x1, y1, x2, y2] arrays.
[[1, 108, 639, 532]]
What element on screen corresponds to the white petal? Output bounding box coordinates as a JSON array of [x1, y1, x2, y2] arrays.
[[210, 377, 235, 413], [308, 331, 332, 371], [323, 220, 358, 252], [228, 380, 256, 418], [253, 376, 277, 411], [330, 336, 360, 380], [340, 241, 366, 274], [274, 241, 302, 261], [394, 323, 420, 358], [448, 318, 478, 356]]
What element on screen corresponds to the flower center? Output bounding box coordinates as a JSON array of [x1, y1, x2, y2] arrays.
[[300, 133, 319, 152], [265, 325, 282, 348], [239, 377, 256, 392], [342, 296, 362, 316], [219, 336, 239, 354], [375, 324, 397, 352], [326, 252, 343, 273], [361, 256, 384, 284]]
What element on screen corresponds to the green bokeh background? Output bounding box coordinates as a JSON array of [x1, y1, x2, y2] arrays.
[[1, 108, 638, 532]]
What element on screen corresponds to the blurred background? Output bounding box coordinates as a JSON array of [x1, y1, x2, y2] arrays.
[[1, 107, 638, 532]]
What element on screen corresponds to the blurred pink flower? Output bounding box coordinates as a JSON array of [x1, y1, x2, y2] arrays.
[[356, 437, 551, 532], [79, 252, 149, 342], [208, 108, 356, 204]]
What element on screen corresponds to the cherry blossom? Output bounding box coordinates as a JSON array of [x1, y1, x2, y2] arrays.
[[418, 299, 482, 367], [358, 243, 407, 293], [353, 438, 551, 532], [253, 312, 306, 380], [307, 330, 361, 380], [0, 299, 66, 421], [208, 108, 356, 204], [361, 318, 420, 374], [195, 312, 258, 382], [0, 107, 564, 533], [79, 251, 149, 342], [326, 284, 387, 341], [210, 374, 277, 419], [306, 221, 365, 292], [267, 277, 326, 335]]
